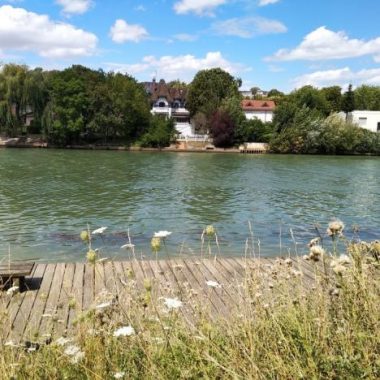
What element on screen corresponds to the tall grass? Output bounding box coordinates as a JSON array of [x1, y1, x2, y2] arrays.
[[1, 231, 379, 379]]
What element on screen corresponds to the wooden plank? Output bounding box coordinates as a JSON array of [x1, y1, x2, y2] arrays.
[[2, 264, 38, 343], [94, 262, 106, 297], [7, 264, 46, 343], [23, 263, 56, 341], [67, 263, 85, 329], [103, 261, 118, 295], [38, 263, 66, 339], [53, 263, 75, 339], [82, 264, 95, 310], [179, 258, 222, 317]]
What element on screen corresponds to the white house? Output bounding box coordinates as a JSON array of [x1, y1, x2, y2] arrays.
[[142, 79, 194, 137], [241, 100, 276, 123], [347, 111, 380, 133]]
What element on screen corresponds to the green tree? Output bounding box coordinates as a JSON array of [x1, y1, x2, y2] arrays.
[[320, 86, 342, 113], [139, 115, 176, 148], [354, 85, 380, 110], [342, 84, 356, 114], [210, 110, 235, 148], [186, 68, 241, 118], [289, 86, 330, 116]]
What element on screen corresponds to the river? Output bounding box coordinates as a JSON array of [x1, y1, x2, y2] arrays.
[[0, 149, 379, 262]]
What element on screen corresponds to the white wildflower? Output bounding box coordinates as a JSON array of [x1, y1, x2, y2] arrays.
[[163, 297, 183, 310], [6, 286, 19, 296], [92, 227, 107, 235], [120, 243, 135, 249], [284, 258, 292, 266], [113, 326, 135, 337], [114, 372, 126, 379], [64, 344, 86, 362], [338, 254, 351, 265], [309, 245, 325, 261], [308, 237, 321, 247], [206, 280, 221, 288], [55, 337, 72, 346], [154, 231, 172, 238], [327, 219, 344, 237], [95, 302, 112, 310], [332, 264, 347, 275]]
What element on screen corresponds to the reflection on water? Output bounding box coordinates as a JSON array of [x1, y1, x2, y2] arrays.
[[0, 150, 379, 262]]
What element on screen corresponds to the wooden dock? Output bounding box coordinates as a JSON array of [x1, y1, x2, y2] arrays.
[[0, 257, 320, 344]]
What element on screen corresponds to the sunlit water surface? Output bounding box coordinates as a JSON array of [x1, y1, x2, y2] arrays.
[[0, 150, 379, 262]]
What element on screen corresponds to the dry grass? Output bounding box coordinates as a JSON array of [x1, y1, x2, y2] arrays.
[[0, 237, 380, 379]]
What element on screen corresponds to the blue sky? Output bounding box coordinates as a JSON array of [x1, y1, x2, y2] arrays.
[[0, 0, 380, 92]]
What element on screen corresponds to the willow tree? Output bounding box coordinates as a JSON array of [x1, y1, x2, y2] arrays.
[[0, 64, 48, 136]]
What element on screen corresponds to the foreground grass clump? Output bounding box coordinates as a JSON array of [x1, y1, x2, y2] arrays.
[[1, 242, 380, 379]]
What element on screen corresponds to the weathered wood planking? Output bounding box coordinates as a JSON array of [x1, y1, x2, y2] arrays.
[[0, 257, 320, 344]]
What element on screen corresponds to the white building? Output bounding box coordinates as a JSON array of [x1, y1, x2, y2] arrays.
[[347, 111, 380, 133], [241, 100, 276, 123], [142, 79, 194, 137]]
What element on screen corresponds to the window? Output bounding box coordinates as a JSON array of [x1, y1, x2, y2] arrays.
[[358, 117, 367, 126], [377, 122, 380, 132]]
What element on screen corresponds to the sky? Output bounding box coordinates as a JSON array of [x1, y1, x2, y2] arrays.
[[0, 0, 380, 92]]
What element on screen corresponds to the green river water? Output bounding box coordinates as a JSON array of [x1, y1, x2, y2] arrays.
[[0, 149, 379, 262]]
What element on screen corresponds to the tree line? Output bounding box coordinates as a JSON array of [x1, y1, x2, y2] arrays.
[[1, 63, 379, 153], [186, 69, 380, 154], [0, 64, 175, 147]]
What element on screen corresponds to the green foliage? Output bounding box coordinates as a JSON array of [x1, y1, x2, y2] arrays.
[[289, 85, 330, 117], [235, 118, 275, 143], [342, 84, 356, 114], [187, 68, 241, 118], [320, 86, 342, 113], [139, 115, 176, 148], [354, 85, 380, 110]]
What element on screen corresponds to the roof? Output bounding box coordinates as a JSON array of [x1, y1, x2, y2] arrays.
[[241, 100, 276, 112], [142, 79, 187, 103]]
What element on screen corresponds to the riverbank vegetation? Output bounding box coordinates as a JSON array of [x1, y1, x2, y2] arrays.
[[1, 63, 380, 153], [1, 226, 379, 379]]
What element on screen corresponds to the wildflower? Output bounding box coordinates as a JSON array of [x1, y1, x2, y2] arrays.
[[113, 326, 135, 337], [284, 258, 292, 266], [144, 278, 152, 292], [4, 341, 18, 348], [163, 297, 183, 310], [6, 286, 19, 296], [309, 245, 325, 262], [303, 254, 310, 260], [206, 280, 221, 288], [332, 264, 347, 275], [204, 225, 215, 237], [327, 219, 344, 237], [92, 227, 107, 235], [308, 237, 321, 247], [55, 337, 72, 346], [95, 302, 112, 310], [64, 345, 85, 363], [114, 372, 126, 379], [151, 237, 161, 252], [154, 231, 172, 238], [86, 249, 97, 264], [80, 230, 89, 243], [338, 254, 351, 265], [120, 243, 135, 249]]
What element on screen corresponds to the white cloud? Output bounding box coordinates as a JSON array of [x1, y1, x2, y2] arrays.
[[174, 0, 227, 16], [258, 0, 280, 6], [110, 19, 149, 43], [174, 33, 198, 42], [106, 51, 250, 82], [134, 4, 146, 12], [293, 67, 380, 88], [267, 26, 380, 62], [0, 5, 97, 58], [213, 16, 287, 38], [56, 0, 92, 15]]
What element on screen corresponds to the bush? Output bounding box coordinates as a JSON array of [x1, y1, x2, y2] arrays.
[[139, 116, 176, 148]]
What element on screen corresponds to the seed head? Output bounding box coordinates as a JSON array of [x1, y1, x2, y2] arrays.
[[86, 249, 97, 264], [80, 230, 89, 243], [151, 237, 161, 252], [204, 225, 215, 237]]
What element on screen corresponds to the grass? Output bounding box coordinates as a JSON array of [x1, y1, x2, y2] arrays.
[[0, 229, 380, 379]]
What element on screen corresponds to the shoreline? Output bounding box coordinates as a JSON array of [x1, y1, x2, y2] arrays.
[[1, 137, 379, 156]]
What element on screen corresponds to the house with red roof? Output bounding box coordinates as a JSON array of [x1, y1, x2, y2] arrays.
[[241, 100, 276, 123]]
